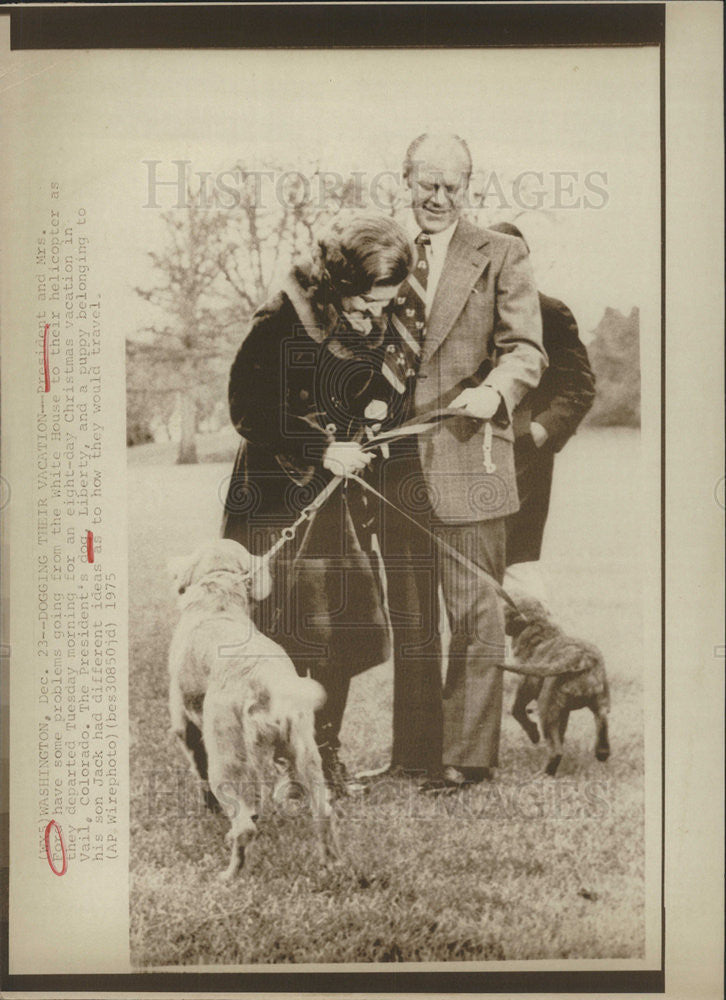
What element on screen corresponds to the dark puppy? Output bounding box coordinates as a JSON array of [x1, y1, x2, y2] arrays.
[[504, 596, 610, 776]]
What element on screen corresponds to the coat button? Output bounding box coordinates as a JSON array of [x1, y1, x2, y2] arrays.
[[364, 399, 388, 422], [299, 389, 309, 401], [386, 344, 396, 354]]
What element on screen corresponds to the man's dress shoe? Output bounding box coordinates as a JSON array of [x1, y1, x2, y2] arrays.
[[418, 765, 494, 795], [356, 763, 426, 783]]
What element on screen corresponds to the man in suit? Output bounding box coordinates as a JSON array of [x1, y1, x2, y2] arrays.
[[489, 222, 596, 603], [379, 134, 547, 791]]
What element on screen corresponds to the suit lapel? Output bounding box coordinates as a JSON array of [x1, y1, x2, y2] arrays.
[[422, 219, 490, 364]]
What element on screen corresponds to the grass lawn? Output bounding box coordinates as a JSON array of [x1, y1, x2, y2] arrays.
[[128, 426, 648, 966]]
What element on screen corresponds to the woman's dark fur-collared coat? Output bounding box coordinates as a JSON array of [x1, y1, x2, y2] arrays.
[[222, 266, 415, 677]]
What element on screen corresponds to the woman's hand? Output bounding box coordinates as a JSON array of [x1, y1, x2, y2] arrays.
[[322, 441, 373, 478]]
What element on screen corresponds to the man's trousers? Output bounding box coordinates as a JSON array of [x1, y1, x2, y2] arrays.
[[435, 517, 507, 770]]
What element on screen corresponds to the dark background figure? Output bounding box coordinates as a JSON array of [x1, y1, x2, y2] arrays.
[[490, 222, 596, 600]]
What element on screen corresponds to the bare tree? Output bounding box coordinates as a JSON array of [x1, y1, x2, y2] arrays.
[[130, 163, 383, 463], [131, 186, 253, 462]]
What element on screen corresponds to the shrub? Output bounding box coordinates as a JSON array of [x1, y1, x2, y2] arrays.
[[584, 306, 640, 427]]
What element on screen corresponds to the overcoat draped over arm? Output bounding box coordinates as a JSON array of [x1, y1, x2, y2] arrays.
[[507, 291, 596, 565]]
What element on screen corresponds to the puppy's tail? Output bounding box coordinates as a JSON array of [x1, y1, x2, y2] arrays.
[[494, 658, 594, 678]]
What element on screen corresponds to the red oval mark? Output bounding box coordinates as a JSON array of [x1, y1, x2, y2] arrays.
[[43, 323, 51, 392], [44, 819, 67, 876], [86, 530, 94, 563]]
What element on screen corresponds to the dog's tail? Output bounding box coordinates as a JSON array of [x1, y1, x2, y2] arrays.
[[271, 674, 327, 719], [494, 659, 594, 678]]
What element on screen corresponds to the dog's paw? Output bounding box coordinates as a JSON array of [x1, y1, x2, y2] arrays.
[[545, 754, 562, 776], [219, 844, 245, 881], [525, 722, 540, 744], [204, 786, 223, 813]]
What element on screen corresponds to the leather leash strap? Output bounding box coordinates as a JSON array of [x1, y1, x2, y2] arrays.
[[259, 409, 519, 617], [349, 472, 520, 613], [360, 406, 472, 450]]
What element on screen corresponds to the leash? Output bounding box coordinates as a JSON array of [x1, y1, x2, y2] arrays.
[[249, 415, 591, 682], [253, 419, 583, 677], [260, 406, 491, 565], [361, 404, 485, 442], [362, 406, 497, 479], [260, 473, 345, 635], [348, 473, 591, 677], [258, 401, 517, 611], [348, 471, 520, 613], [260, 469, 587, 677], [259, 473, 345, 566], [351, 466, 597, 676], [257, 407, 514, 609], [359, 407, 463, 449]]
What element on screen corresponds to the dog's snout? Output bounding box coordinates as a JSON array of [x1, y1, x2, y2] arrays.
[[250, 813, 259, 824]]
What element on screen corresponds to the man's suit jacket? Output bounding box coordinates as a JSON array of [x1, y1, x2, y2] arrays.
[[414, 218, 547, 524]]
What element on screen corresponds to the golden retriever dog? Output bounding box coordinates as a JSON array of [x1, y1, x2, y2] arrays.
[[168, 538, 339, 880], [503, 595, 610, 776]]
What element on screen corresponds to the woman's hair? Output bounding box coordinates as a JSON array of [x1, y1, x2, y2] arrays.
[[311, 212, 413, 298]]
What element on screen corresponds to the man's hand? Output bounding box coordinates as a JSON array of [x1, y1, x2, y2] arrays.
[[322, 441, 373, 478], [530, 421, 549, 448], [448, 385, 502, 420]]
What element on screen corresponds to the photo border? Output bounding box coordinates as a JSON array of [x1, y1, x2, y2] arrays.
[[0, 1, 676, 995]]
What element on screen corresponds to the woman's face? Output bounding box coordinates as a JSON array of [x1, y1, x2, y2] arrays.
[[340, 283, 401, 336]]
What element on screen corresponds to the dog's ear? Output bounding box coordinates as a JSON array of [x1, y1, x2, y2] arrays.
[[168, 553, 196, 595], [503, 603, 519, 627], [228, 540, 272, 602], [504, 603, 528, 637]]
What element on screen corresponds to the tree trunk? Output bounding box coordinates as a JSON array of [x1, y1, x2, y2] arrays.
[[176, 390, 198, 464]]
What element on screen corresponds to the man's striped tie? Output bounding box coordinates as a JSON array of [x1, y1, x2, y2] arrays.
[[391, 232, 430, 360]]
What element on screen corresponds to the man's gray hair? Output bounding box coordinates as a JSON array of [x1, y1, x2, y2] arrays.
[[403, 132, 473, 181]]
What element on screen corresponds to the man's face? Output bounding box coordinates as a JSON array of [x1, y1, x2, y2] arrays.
[[406, 145, 470, 234]]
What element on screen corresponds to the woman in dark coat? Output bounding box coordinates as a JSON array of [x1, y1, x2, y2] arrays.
[[221, 213, 418, 796]]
